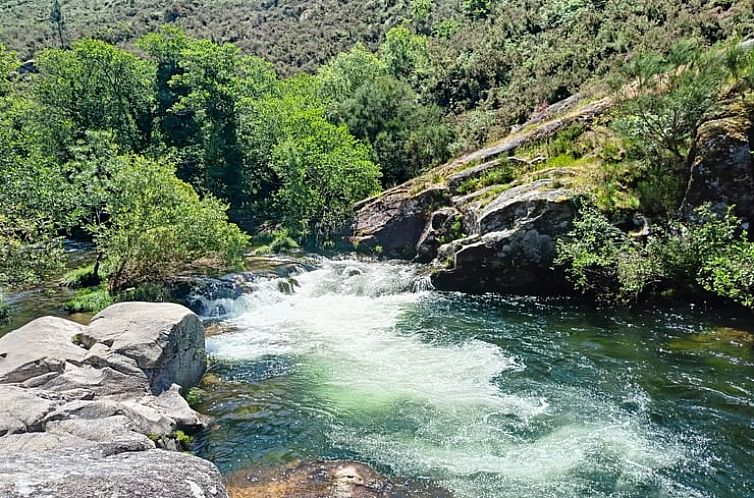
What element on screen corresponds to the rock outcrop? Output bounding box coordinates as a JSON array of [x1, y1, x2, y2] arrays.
[[681, 94, 754, 228], [0, 302, 228, 498], [349, 94, 595, 295], [351, 185, 450, 259], [433, 176, 578, 295]]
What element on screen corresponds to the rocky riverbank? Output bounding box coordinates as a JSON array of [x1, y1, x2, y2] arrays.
[[0, 299, 448, 498], [349, 86, 754, 298], [0, 302, 228, 498]]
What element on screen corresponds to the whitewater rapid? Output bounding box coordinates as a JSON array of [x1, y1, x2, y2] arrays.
[[202, 259, 699, 498]]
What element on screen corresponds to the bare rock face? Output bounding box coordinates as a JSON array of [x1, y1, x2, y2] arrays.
[[348, 94, 602, 296], [681, 95, 754, 228], [350, 185, 450, 258], [0, 302, 225, 498], [83, 302, 206, 394], [0, 316, 87, 384], [225, 460, 452, 498], [433, 178, 578, 295], [0, 445, 228, 498]]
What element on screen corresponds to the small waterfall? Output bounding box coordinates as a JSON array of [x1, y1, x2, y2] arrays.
[[413, 274, 435, 293], [199, 257, 692, 498]]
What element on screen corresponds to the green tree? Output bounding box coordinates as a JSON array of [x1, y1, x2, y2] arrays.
[[92, 155, 248, 292], [318, 44, 451, 185], [49, 0, 67, 48], [34, 39, 155, 155], [268, 96, 381, 240], [139, 27, 277, 208], [463, 0, 496, 20], [0, 46, 75, 293], [379, 26, 429, 84]]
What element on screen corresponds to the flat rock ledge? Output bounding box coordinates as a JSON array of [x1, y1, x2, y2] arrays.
[[0, 302, 228, 498]]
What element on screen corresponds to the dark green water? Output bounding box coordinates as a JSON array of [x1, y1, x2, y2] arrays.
[[190, 259, 754, 497]]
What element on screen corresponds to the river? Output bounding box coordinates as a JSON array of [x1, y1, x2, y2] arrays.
[[192, 258, 754, 498]]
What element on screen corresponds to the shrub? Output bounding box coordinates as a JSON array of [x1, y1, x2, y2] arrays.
[[62, 264, 101, 289], [557, 204, 754, 307], [0, 293, 9, 323], [92, 155, 249, 292]]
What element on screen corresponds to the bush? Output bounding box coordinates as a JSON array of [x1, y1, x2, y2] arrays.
[[92, 155, 249, 292], [62, 264, 101, 289], [557, 204, 754, 307], [0, 293, 9, 323], [699, 233, 754, 308], [252, 228, 300, 255]]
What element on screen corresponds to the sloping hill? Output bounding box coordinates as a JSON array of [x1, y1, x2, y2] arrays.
[[0, 0, 410, 74]]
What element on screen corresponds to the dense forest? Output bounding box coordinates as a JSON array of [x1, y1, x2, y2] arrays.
[[2, 0, 754, 318]]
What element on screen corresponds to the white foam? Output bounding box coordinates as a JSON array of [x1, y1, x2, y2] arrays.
[[207, 259, 690, 498]]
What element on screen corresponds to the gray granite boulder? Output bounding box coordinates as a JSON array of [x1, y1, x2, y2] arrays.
[[0, 302, 225, 498]]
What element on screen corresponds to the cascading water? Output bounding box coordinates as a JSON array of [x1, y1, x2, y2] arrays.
[[194, 258, 754, 498]]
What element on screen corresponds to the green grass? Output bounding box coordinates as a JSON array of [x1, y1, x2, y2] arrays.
[[455, 162, 516, 196], [62, 264, 100, 288], [0, 295, 9, 324], [64, 284, 113, 313]]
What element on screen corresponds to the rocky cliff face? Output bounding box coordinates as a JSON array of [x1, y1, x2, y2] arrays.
[[0, 302, 227, 498], [681, 94, 754, 229], [349, 95, 607, 295], [351, 85, 754, 296]]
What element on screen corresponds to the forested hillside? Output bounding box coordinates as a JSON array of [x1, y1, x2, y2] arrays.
[[2, 1, 754, 318]]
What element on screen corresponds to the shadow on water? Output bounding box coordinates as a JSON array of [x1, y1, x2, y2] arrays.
[[0, 241, 97, 336]]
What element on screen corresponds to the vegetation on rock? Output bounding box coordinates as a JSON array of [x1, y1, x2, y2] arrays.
[[1, 1, 754, 312]]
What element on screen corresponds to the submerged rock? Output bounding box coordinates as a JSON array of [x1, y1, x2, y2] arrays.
[[225, 460, 452, 498]]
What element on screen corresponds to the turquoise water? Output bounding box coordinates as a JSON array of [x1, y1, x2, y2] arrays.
[[194, 259, 754, 498]]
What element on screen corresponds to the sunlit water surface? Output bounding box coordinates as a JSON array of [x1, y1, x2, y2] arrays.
[[194, 259, 754, 498]]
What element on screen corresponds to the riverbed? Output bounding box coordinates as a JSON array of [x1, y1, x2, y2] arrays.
[[192, 258, 754, 498]]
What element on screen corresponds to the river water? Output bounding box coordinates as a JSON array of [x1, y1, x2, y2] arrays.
[[193, 258, 754, 498]]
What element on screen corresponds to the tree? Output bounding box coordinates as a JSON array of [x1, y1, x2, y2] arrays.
[[0, 46, 76, 292], [378, 26, 429, 85], [463, 0, 496, 20], [139, 27, 277, 208], [34, 40, 155, 155], [92, 155, 249, 292], [318, 44, 451, 185], [49, 0, 66, 48], [268, 95, 381, 240]]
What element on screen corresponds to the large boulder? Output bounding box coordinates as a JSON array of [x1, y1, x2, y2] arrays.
[[432, 177, 579, 295], [681, 95, 754, 228], [83, 302, 206, 393], [0, 446, 228, 498], [0, 317, 86, 384], [0, 303, 223, 498]]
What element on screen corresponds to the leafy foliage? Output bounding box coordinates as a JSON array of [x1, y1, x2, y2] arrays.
[[557, 205, 754, 307], [91, 155, 249, 291], [34, 39, 155, 154]]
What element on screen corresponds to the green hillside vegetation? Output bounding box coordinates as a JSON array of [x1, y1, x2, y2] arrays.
[[1, 1, 754, 315]]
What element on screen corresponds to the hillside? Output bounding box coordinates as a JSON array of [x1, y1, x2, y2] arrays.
[[1, 0, 412, 74]]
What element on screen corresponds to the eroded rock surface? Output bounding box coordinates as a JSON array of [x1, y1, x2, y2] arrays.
[[681, 95, 754, 228], [0, 302, 226, 498], [348, 95, 596, 295], [0, 445, 228, 498]]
